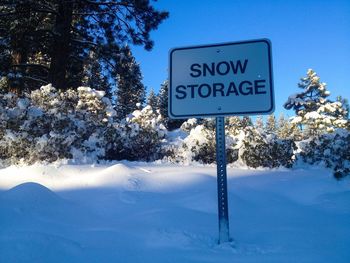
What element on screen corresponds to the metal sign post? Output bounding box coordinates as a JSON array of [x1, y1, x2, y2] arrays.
[[215, 117, 230, 243]]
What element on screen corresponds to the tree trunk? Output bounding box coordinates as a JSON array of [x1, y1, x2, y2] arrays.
[[49, 2, 73, 90], [9, 2, 31, 93]]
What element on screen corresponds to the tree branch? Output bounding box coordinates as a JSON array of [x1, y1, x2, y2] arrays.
[[22, 75, 48, 84], [11, 64, 50, 71], [71, 38, 98, 47], [82, 0, 131, 7]]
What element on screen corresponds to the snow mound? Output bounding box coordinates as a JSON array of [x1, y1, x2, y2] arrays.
[[1, 182, 63, 206], [98, 163, 133, 186], [100, 163, 131, 176]]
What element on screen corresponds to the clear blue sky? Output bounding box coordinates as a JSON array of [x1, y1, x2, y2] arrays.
[[133, 0, 350, 116]]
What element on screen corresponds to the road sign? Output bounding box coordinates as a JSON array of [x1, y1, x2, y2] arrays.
[[169, 39, 275, 244], [169, 39, 274, 118]]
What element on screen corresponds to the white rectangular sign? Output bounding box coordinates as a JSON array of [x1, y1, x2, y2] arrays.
[[169, 39, 274, 118]]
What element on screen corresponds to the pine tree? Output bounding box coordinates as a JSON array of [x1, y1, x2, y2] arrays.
[[157, 80, 184, 130], [82, 51, 110, 96], [226, 116, 252, 135], [336, 96, 349, 119], [226, 116, 242, 136], [147, 88, 159, 110], [284, 69, 348, 136], [241, 116, 253, 128], [284, 69, 330, 114], [255, 115, 264, 130], [0, 0, 169, 92], [158, 80, 168, 118], [337, 96, 350, 130], [0, 1, 51, 92], [274, 113, 303, 140], [266, 114, 277, 134], [115, 45, 145, 119], [276, 113, 287, 138]]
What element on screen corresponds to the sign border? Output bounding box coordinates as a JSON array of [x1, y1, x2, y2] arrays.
[[168, 38, 274, 119]]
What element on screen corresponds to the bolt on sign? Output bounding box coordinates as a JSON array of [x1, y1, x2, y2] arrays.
[[169, 39, 274, 118], [168, 39, 275, 244]]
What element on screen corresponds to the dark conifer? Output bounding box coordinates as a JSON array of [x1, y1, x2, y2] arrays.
[[0, 0, 169, 92], [115, 45, 145, 119], [147, 88, 159, 110], [157, 80, 185, 130]]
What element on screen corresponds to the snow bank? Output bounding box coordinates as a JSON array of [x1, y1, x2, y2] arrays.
[[0, 163, 349, 262], [2, 182, 62, 204]]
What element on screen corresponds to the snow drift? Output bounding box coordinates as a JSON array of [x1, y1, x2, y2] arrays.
[[0, 162, 349, 262]]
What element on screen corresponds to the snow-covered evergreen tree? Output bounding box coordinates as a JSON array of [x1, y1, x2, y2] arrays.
[[226, 116, 253, 136], [115, 46, 146, 119], [109, 105, 167, 161], [266, 114, 277, 134], [170, 118, 238, 164], [226, 116, 242, 136], [298, 129, 350, 179], [284, 69, 348, 136], [277, 113, 288, 137], [147, 88, 159, 110], [241, 116, 253, 128], [275, 113, 302, 140], [239, 127, 296, 168], [0, 84, 118, 165], [255, 116, 264, 130], [180, 118, 199, 133]]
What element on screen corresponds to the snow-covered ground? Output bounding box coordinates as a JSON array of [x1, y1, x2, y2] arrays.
[[0, 162, 349, 263]]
